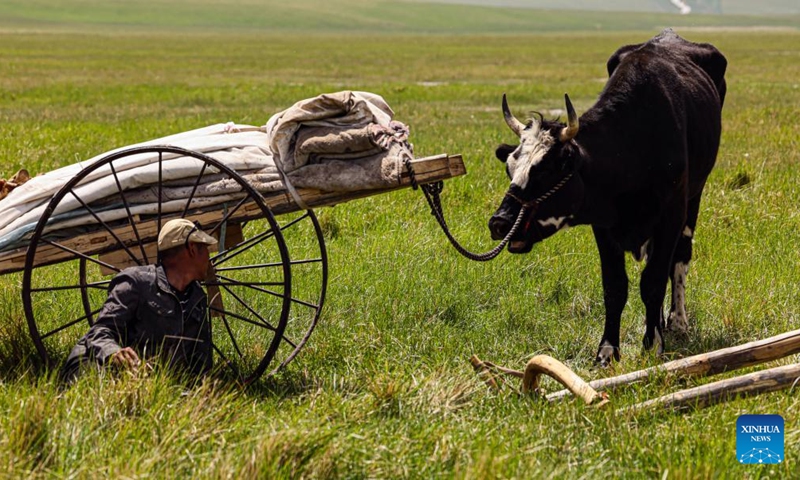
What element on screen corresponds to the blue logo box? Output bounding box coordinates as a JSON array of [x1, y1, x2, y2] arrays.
[[737, 414, 784, 464]]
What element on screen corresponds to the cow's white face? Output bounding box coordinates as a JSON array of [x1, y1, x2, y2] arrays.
[[489, 95, 583, 253], [492, 132, 579, 252], [505, 122, 556, 190]]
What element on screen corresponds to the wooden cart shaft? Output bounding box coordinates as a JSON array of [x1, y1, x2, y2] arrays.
[[0, 154, 465, 275]]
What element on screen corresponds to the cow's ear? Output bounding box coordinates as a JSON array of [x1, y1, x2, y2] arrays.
[[495, 143, 516, 163], [607, 43, 639, 76]]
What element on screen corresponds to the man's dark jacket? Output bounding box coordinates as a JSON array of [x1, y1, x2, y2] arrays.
[[61, 264, 212, 381]]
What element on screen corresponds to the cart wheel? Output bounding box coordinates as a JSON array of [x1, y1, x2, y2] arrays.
[[21, 145, 319, 383], [207, 208, 327, 379], [260, 209, 327, 377]]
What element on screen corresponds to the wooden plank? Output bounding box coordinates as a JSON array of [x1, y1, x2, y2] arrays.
[[0, 154, 466, 275], [222, 222, 244, 250], [98, 242, 159, 275]]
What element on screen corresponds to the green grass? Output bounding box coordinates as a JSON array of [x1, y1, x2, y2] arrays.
[[2, 1, 800, 478], [1, 0, 799, 34]]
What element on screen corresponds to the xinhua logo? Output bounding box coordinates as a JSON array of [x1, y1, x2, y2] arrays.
[[737, 414, 784, 464]]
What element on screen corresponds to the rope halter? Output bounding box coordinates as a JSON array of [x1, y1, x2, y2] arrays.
[[504, 172, 574, 212]]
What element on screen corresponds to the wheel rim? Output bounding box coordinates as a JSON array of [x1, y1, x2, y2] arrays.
[[204, 209, 328, 380], [22, 145, 298, 383], [264, 209, 328, 377]]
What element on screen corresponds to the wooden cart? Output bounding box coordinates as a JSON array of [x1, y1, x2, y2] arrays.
[[0, 146, 465, 383]]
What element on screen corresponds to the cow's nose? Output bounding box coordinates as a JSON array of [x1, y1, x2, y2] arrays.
[[489, 215, 511, 240]]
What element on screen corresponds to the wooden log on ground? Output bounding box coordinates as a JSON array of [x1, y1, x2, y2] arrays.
[[547, 328, 800, 402], [523, 355, 608, 406], [0, 154, 465, 275], [618, 363, 800, 413]]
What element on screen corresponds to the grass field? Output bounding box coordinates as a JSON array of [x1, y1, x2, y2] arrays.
[[2, 0, 799, 33], [1, 1, 800, 478]]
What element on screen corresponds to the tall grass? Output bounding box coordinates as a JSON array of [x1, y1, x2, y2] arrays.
[[1, 2, 800, 477]]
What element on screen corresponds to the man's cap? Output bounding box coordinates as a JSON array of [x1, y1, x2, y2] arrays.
[[158, 218, 218, 251]]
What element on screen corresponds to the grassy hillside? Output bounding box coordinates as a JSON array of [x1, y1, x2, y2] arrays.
[[1, 0, 798, 34], [1, 3, 800, 478], [408, 0, 800, 16]]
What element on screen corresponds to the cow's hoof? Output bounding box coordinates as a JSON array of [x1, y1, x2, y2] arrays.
[[666, 310, 690, 338], [594, 341, 620, 367], [642, 328, 666, 355]]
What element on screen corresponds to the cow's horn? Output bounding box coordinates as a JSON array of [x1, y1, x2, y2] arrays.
[[502, 94, 525, 137], [559, 93, 579, 142]]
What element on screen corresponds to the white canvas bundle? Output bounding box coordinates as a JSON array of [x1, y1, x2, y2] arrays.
[[0, 91, 411, 251], [0, 124, 274, 239]]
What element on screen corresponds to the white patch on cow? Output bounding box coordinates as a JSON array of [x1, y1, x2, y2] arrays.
[[654, 327, 665, 355], [537, 215, 573, 230], [595, 341, 617, 366], [667, 262, 690, 335], [683, 226, 694, 238], [507, 125, 556, 189]]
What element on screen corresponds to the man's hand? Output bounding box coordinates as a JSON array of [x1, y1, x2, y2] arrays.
[[109, 347, 141, 371]]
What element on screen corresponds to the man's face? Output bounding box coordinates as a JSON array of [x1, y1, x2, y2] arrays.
[[189, 242, 211, 280]]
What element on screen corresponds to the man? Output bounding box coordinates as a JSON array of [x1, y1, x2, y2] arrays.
[[60, 218, 217, 382]]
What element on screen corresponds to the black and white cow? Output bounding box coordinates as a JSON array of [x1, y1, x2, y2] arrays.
[[488, 29, 727, 365]]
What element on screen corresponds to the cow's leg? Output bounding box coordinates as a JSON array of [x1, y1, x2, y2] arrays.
[[592, 226, 628, 366], [667, 193, 702, 336], [640, 200, 686, 355]]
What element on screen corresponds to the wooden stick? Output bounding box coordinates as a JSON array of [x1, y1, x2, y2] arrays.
[[469, 355, 501, 391], [619, 363, 800, 413], [523, 355, 608, 406], [547, 328, 800, 402], [481, 360, 523, 379]]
